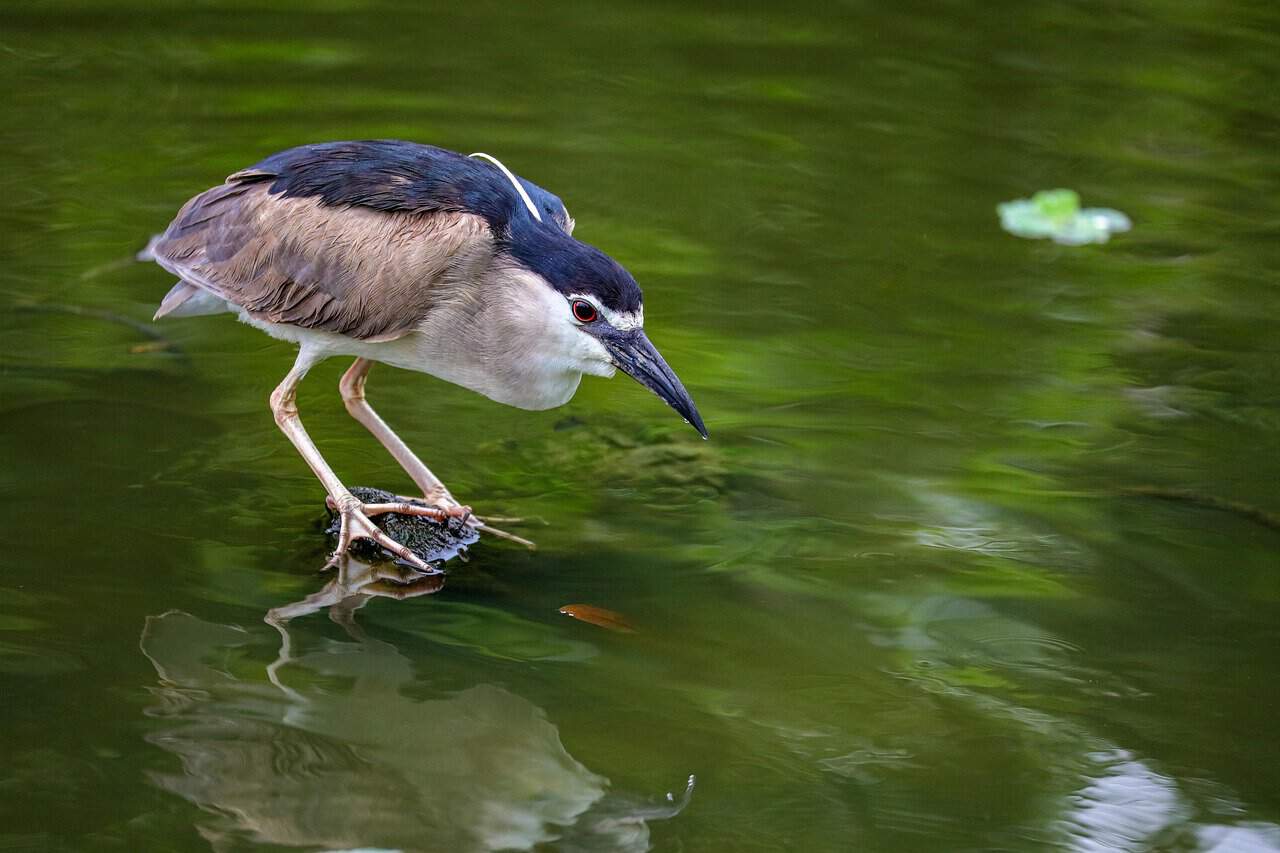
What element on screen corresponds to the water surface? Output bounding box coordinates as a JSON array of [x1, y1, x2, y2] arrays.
[[2, 1, 1279, 850]]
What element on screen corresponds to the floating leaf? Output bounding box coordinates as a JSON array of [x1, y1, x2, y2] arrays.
[[1032, 188, 1081, 222], [997, 189, 1131, 245], [559, 604, 637, 634]]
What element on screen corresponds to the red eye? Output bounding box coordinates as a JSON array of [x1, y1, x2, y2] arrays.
[[571, 299, 598, 323]]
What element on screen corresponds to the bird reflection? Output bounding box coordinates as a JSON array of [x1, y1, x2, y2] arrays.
[[140, 554, 691, 853], [263, 553, 447, 702]]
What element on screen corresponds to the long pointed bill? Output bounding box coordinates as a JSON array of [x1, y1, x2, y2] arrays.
[[601, 329, 708, 438]]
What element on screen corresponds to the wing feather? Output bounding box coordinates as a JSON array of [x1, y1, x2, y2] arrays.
[[150, 178, 493, 342]]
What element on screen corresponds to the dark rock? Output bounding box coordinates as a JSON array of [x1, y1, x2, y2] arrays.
[[324, 487, 480, 568]]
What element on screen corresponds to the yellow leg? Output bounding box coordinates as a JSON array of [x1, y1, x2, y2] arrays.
[[269, 351, 440, 572]]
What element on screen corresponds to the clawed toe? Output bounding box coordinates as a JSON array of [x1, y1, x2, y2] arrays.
[[473, 522, 536, 549], [326, 501, 442, 575], [327, 492, 535, 552], [390, 494, 535, 549]]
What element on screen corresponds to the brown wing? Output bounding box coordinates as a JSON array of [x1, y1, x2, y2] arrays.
[[150, 176, 493, 342]]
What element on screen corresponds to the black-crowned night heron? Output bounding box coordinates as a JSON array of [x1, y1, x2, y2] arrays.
[[146, 140, 706, 573]]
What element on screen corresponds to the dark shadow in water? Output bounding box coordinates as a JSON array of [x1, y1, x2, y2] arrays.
[[139, 554, 692, 853]]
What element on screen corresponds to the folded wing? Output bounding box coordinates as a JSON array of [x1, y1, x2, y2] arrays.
[[150, 174, 494, 342]]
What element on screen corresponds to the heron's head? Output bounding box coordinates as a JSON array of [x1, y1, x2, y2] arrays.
[[506, 224, 707, 439]]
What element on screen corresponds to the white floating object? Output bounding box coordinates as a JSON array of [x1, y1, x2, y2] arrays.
[[998, 189, 1131, 245]]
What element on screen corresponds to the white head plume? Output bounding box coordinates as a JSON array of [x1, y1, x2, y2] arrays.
[[469, 152, 543, 222]]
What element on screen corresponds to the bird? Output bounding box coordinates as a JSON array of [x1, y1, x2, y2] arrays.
[[145, 140, 706, 573]]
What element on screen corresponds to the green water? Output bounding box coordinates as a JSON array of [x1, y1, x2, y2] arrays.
[[3, 2, 1280, 850]]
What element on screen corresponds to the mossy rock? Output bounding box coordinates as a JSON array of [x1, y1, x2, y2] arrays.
[[324, 487, 479, 567]]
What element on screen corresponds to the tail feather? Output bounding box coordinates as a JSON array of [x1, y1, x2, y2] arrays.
[[154, 281, 228, 320], [136, 233, 163, 262]]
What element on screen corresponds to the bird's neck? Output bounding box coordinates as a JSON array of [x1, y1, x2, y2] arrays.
[[410, 265, 607, 411]]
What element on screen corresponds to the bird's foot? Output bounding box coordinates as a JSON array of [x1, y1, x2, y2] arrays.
[[471, 520, 536, 549], [324, 494, 449, 574], [393, 490, 536, 550]]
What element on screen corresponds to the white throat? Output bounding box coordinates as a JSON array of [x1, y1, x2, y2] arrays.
[[409, 266, 616, 411]]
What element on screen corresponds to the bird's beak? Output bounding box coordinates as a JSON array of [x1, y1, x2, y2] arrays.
[[601, 329, 708, 438]]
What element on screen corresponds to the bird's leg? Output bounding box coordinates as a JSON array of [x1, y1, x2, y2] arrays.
[[338, 358, 535, 548], [339, 358, 454, 502], [270, 353, 441, 572]]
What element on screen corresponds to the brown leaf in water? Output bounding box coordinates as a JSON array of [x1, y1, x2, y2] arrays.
[[558, 604, 636, 634]]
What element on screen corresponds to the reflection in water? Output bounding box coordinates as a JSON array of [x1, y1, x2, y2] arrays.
[[1056, 749, 1280, 853], [862, 557, 1280, 852], [140, 557, 691, 853], [263, 554, 448, 702]]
